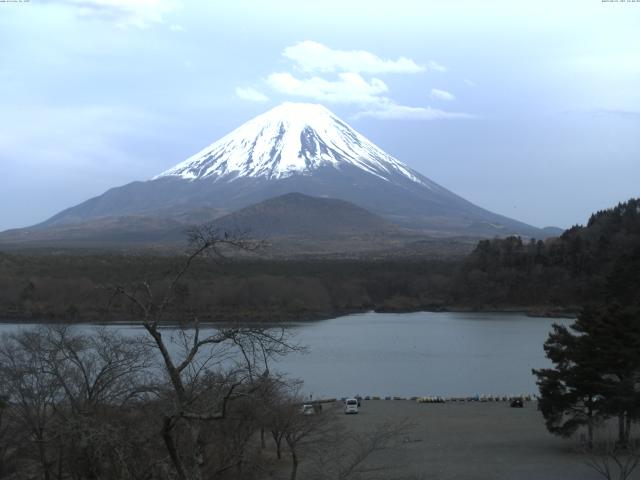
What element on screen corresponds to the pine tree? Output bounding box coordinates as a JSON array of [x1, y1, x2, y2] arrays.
[[533, 320, 604, 446], [534, 253, 640, 447], [574, 304, 640, 445]]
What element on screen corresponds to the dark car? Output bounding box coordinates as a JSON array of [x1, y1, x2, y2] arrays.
[[510, 398, 524, 408]]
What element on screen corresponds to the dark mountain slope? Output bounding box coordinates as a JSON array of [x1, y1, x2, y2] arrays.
[[212, 192, 397, 237], [16, 102, 549, 241]]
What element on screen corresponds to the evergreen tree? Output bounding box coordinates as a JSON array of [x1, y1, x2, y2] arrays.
[[533, 320, 604, 446], [574, 304, 640, 445], [534, 255, 640, 447]]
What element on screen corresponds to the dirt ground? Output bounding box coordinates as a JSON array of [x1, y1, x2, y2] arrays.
[[302, 399, 606, 480]]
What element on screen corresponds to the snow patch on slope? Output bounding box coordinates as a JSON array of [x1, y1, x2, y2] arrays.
[[155, 102, 434, 189]]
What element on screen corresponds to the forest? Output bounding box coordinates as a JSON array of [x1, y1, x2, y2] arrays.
[[0, 198, 638, 323]]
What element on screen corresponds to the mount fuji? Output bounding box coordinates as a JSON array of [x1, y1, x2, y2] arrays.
[[3, 102, 550, 247], [154, 102, 430, 187]]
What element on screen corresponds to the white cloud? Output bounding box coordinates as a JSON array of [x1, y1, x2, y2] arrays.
[[266, 72, 388, 104], [282, 40, 425, 74], [235, 87, 269, 102], [169, 23, 184, 32], [46, 0, 182, 28], [427, 60, 448, 72], [430, 88, 456, 101], [256, 40, 469, 121], [354, 102, 475, 120]]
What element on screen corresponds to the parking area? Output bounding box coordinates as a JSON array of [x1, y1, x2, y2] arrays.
[[327, 399, 603, 480]]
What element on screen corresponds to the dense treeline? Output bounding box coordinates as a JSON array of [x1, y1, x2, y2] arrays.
[[533, 213, 640, 455], [454, 198, 640, 310], [0, 255, 457, 322], [1, 198, 638, 322]]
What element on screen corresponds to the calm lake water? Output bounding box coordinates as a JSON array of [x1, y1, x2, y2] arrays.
[[0, 311, 572, 398]]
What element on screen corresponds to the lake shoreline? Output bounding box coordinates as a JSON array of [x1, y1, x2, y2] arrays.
[[1, 311, 571, 397], [0, 303, 577, 325]]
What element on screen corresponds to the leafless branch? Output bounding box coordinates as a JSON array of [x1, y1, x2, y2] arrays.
[[582, 439, 640, 480]]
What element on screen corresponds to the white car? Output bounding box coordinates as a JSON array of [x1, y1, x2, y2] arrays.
[[344, 398, 359, 414], [301, 404, 315, 415]]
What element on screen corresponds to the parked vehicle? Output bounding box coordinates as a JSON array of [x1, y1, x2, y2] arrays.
[[301, 404, 316, 415], [510, 398, 524, 408], [344, 398, 359, 414]]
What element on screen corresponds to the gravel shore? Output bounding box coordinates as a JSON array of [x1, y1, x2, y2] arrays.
[[326, 399, 602, 480]]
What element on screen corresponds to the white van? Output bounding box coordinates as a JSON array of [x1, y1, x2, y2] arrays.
[[344, 398, 359, 414]]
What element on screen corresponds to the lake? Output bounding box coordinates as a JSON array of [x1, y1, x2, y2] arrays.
[[0, 311, 572, 398]]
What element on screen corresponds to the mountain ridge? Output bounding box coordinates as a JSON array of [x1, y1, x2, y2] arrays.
[[6, 102, 553, 243]]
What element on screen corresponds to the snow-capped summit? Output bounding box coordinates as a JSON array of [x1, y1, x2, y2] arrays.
[[28, 102, 547, 240], [155, 102, 430, 187]]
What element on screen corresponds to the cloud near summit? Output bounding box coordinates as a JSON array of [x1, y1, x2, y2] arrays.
[[354, 103, 475, 120], [235, 87, 269, 103], [237, 40, 474, 121], [282, 40, 426, 74], [266, 72, 388, 105]]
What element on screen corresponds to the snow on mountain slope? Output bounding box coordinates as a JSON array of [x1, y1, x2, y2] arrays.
[[155, 102, 437, 189], [18, 101, 547, 240]]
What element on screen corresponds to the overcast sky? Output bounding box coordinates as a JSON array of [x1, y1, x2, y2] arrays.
[[1, 0, 639, 231]]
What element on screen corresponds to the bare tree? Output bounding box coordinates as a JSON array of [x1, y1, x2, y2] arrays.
[[256, 378, 301, 461], [583, 439, 640, 480], [111, 226, 298, 480], [42, 326, 157, 480], [41, 326, 154, 411], [0, 326, 161, 480], [282, 403, 327, 480], [0, 392, 22, 479], [0, 227, 301, 480], [0, 330, 60, 480], [306, 418, 414, 480]]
